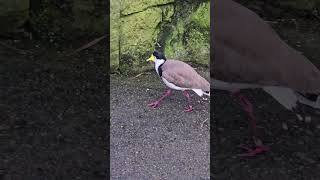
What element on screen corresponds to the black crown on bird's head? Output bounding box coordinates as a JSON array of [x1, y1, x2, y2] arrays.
[[153, 50, 167, 60], [147, 50, 167, 62]]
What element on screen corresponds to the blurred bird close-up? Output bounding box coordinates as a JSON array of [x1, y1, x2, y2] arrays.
[[212, 0, 320, 157]]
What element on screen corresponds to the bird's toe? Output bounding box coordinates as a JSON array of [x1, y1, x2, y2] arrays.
[[237, 144, 270, 157], [148, 101, 160, 108], [184, 106, 193, 112]]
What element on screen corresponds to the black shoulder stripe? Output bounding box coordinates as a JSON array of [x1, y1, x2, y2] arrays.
[[158, 64, 163, 77]]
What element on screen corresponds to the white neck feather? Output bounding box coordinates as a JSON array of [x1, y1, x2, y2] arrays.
[[155, 59, 165, 75]]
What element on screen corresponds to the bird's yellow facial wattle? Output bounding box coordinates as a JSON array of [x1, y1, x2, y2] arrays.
[[147, 55, 156, 62]]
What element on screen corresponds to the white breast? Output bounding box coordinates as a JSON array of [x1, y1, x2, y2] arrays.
[[162, 77, 188, 90], [155, 59, 165, 75]]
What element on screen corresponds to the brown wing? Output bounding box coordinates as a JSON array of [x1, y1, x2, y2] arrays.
[[161, 60, 210, 91], [213, 0, 320, 93]]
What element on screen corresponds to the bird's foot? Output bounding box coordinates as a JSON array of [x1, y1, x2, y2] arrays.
[[237, 144, 270, 157], [184, 105, 193, 112], [148, 101, 161, 108]]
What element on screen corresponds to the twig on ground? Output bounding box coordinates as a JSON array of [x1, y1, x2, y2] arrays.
[[0, 41, 28, 55], [66, 35, 107, 56], [131, 72, 144, 79], [200, 118, 208, 128]]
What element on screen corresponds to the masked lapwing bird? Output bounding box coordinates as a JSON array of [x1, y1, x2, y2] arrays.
[[146, 50, 210, 112], [212, 0, 320, 156]]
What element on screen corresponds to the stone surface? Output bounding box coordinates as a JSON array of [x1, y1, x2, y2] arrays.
[[111, 0, 210, 73], [120, 0, 175, 15], [0, 0, 29, 35], [110, 0, 120, 71], [119, 7, 163, 72], [72, 0, 106, 34], [164, 1, 210, 65], [118, 3, 176, 73], [29, 0, 106, 46]]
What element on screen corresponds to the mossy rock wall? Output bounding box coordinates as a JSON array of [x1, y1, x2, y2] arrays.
[[110, 0, 120, 71], [0, 0, 108, 39], [71, 0, 107, 34], [29, 0, 106, 45], [111, 0, 210, 73], [163, 2, 210, 65], [0, 0, 29, 35]]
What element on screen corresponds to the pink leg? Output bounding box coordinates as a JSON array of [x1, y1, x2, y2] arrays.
[[237, 143, 270, 157], [231, 90, 269, 157], [183, 90, 193, 112], [148, 89, 172, 108], [231, 91, 257, 135]]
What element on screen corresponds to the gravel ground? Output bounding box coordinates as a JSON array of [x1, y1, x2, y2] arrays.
[[110, 68, 210, 179], [0, 44, 108, 179]]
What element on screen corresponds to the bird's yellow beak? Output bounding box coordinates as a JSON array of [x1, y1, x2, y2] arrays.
[[147, 55, 155, 62]]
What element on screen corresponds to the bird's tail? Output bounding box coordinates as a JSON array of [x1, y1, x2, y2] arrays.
[[203, 90, 210, 97], [296, 92, 320, 110], [192, 89, 210, 97]]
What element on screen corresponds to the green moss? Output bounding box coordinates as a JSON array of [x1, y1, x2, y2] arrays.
[[110, 0, 177, 73], [164, 20, 188, 58], [72, 1, 105, 34], [118, 53, 153, 74], [110, 0, 121, 72], [162, 5, 175, 22], [163, 1, 210, 65], [113, 0, 210, 73], [185, 27, 209, 64], [121, 0, 175, 15], [0, 0, 29, 34], [120, 7, 163, 68], [191, 2, 210, 29]]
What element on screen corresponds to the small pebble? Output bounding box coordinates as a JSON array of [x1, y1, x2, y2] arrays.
[[88, 58, 94, 63], [306, 130, 313, 136], [0, 125, 9, 130], [297, 140, 304, 145], [305, 116, 312, 123], [296, 114, 303, 121], [282, 122, 288, 130]]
